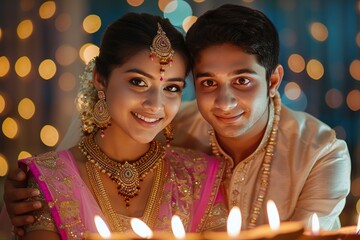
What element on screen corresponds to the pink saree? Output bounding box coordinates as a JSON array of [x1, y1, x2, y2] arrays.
[[19, 146, 227, 240]]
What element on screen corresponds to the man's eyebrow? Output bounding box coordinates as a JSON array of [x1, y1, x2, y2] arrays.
[[195, 68, 257, 79], [125, 68, 154, 79]]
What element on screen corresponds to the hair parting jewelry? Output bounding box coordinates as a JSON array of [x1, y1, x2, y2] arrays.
[[209, 92, 281, 229], [79, 132, 166, 207], [149, 23, 174, 81]]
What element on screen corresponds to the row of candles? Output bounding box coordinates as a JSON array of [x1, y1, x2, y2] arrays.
[[87, 200, 360, 240]]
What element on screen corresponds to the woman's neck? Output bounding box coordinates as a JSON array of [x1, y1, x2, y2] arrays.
[[94, 130, 151, 162]]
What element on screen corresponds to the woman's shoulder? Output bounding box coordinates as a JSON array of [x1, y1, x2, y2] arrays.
[[19, 149, 75, 169]]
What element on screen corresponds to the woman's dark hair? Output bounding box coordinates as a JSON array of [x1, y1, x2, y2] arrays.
[[186, 4, 279, 81], [95, 12, 190, 84]]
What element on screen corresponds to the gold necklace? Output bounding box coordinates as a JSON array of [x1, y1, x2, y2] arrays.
[[209, 92, 281, 229], [79, 132, 165, 207]]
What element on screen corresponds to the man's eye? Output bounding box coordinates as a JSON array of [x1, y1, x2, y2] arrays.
[[236, 78, 250, 85], [130, 78, 147, 87], [201, 80, 216, 87]]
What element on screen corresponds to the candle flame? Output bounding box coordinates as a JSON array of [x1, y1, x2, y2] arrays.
[[130, 218, 153, 239], [171, 215, 186, 239], [311, 213, 320, 235], [356, 214, 360, 234], [266, 200, 280, 231], [94, 215, 111, 239], [227, 206, 242, 237]]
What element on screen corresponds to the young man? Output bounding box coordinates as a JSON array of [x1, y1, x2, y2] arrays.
[[3, 4, 351, 234], [171, 4, 351, 230]]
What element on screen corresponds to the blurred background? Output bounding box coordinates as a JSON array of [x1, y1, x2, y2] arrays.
[[0, 0, 359, 226]]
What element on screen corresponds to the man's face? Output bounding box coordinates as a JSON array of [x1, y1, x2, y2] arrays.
[[193, 43, 271, 139]]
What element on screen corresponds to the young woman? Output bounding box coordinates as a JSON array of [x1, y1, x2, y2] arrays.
[[16, 12, 227, 240]]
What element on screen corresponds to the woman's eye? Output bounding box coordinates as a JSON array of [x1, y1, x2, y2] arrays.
[[165, 85, 182, 93], [130, 78, 147, 87], [201, 80, 216, 87]]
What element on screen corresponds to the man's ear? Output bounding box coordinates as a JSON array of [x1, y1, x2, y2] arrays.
[[269, 64, 283, 98], [93, 66, 106, 91]]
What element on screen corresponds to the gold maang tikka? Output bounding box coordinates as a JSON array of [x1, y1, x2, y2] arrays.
[[149, 23, 175, 81]]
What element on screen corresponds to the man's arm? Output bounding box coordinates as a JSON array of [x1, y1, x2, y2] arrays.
[[3, 167, 42, 236], [291, 138, 351, 230]]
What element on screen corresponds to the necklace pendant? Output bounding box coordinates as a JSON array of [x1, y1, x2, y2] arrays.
[[116, 162, 141, 206]]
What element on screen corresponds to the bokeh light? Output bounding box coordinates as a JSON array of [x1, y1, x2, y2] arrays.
[[18, 98, 35, 120], [80, 43, 99, 64], [83, 14, 101, 34], [58, 72, 76, 92], [333, 125, 346, 140], [349, 59, 360, 81], [0, 154, 8, 176], [356, 32, 360, 48], [17, 19, 33, 40], [284, 82, 301, 100], [40, 125, 59, 147], [39, 1, 56, 19], [346, 89, 360, 111], [0, 56, 10, 77], [2, 117, 19, 139], [325, 88, 343, 109], [357, 199, 360, 214], [159, 0, 175, 12], [306, 59, 324, 80], [15, 56, 31, 78], [0, 95, 5, 114], [55, 13, 72, 32], [55, 44, 77, 66], [18, 151, 32, 160], [193, 0, 206, 2], [39, 59, 57, 80], [182, 16, 197, 32], [127, 0, 144, 7], [288, 54, 305, 73], [0, 27, 2, 40], [281, 90, 308, 111], [164, 0, 192, 26], [310, 22, 328, 42]]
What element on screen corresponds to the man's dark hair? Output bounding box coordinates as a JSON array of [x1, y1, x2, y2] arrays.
[[186, 4, 279, 81]]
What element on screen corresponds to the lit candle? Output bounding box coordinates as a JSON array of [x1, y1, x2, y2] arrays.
[[227, 206, 242, 239], [267, 200, 280, 231], [130, 218, 153, 239], [311, 213, 320, 236], [357, 214, 360, 234], [171, 215, 186, 240], [94, 215, 111, 239]]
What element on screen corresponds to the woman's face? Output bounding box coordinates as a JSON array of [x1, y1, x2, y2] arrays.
[[97, 49, 186, 144]]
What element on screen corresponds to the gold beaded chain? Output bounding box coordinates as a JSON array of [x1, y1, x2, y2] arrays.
[[209, 93, 281, 229], [79, 132, 165, 207]]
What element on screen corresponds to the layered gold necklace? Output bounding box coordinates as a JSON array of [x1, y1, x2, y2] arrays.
[[209, 93, 281, 228], [79, 132, 165, 207]]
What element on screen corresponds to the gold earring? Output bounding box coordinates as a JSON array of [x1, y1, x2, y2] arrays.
[[163, 123, 174, 147], [93, 90, 111, 137]]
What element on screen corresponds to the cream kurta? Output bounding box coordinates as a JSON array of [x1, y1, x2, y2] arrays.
[[166, 99, 351, 230]]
